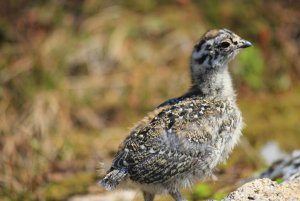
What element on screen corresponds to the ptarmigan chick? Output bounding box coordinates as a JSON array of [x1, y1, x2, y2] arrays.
[[100, 28, 252, 201]]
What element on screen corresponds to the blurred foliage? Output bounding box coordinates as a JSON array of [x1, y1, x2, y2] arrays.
[[192, 183, 213, 200], [236, 47, 265, 90], [0, 0, 299, 201], [190, 183, 227, 201], [43, 172, 94, 200], [213, 193, 228, 201], [275, 177, 284, 184]]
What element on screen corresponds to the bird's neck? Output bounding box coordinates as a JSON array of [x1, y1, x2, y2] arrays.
[[188, 65, 235, 99]]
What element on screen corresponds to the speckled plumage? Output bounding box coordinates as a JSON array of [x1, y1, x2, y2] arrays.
[[100, 28, 252, 201]]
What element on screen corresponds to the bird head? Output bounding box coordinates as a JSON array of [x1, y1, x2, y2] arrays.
[[191, 28, 252, 71]]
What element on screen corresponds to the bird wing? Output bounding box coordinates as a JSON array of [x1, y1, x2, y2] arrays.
[[111, 97, 226, 184]]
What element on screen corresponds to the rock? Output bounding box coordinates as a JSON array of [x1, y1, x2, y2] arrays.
[[259, 150, 300, 181], [221, 178, 300, 201], [219, 150, 300, 201], [260, 141, 288, 165]]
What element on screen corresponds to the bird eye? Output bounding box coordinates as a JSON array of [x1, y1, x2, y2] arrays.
[[220, 42, 230, 48]]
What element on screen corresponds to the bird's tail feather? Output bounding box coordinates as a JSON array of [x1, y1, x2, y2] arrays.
[[99, 169, 128, 190]]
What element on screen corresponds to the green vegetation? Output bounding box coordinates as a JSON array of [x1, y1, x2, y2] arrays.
[[193, 183, 213, 199], [236, 47, 265, 90], [0, 0, 299, 200], [275, 177, 284, 184]]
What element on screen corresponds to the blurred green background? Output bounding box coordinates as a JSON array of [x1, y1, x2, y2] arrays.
[[0, 0, 299, 200]]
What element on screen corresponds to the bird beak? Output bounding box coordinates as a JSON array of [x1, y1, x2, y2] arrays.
[[239, 40, 252, 48]]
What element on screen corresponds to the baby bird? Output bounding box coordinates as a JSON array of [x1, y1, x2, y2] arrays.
[[100, 28, 252, 201]]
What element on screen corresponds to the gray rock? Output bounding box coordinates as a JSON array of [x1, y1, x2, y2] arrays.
[[259, 150, 300, 181], [260, 141, 288, 165], [221, 178, 300, 201]]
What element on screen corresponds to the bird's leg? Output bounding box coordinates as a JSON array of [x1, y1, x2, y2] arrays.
[[169, 190, 187, 201], [143, 191, 155, 201]]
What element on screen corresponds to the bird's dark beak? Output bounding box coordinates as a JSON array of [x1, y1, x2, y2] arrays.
[[239, 40, 252, 48]]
